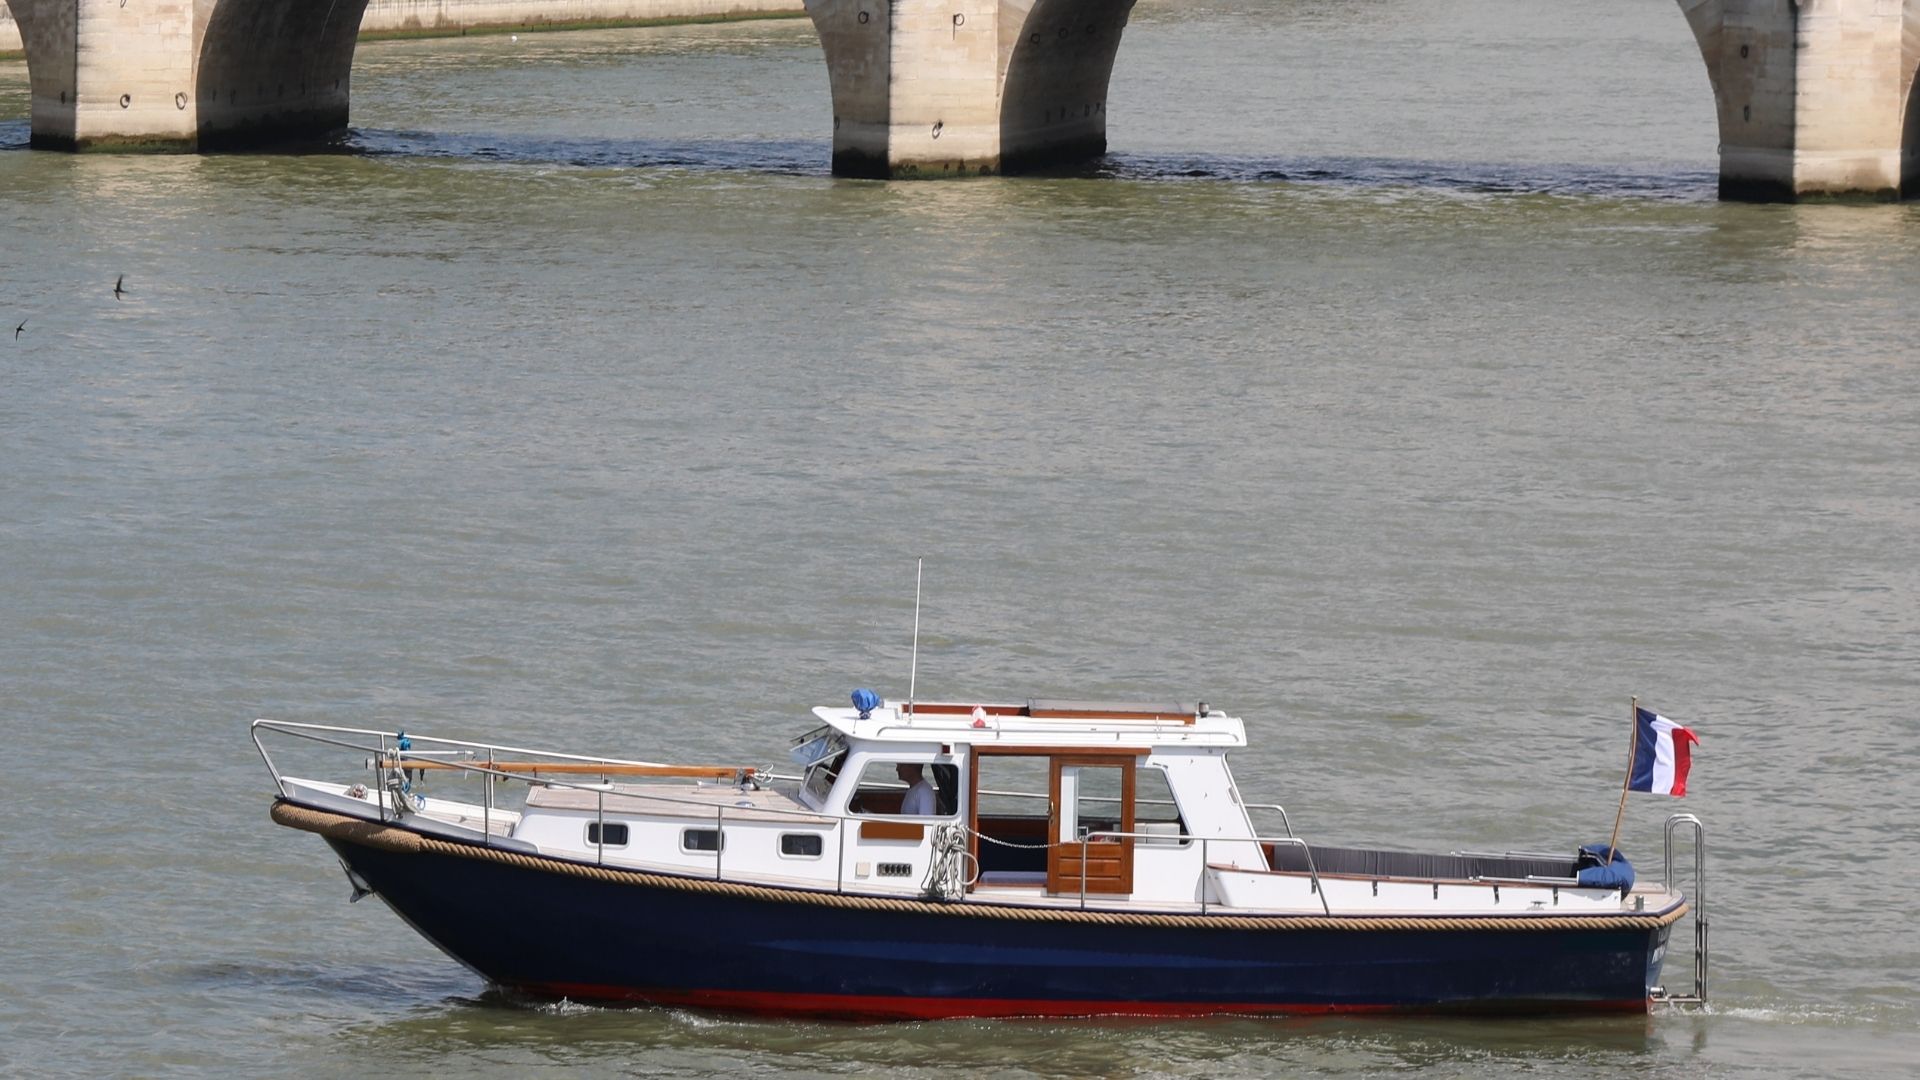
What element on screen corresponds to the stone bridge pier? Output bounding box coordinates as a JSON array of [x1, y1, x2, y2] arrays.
[[7, 0, 1920, 201], [1680, 0, 1920, 200], [808, 0, 1920, 192], [7, 0, 370, 150], [806, 0, 1136, 177]]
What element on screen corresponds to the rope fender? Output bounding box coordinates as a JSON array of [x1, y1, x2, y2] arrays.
[[271, 801, 1689, 933]]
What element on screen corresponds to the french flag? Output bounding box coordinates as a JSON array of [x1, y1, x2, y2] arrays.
[[1629, 707, 1700, 797]]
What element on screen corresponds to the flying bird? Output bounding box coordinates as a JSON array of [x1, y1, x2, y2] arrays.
[[12, 319, 22, 340], [113, 275, 127, 300]]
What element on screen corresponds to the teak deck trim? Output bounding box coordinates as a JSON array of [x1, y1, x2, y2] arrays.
[[395, 758, 752, 779]]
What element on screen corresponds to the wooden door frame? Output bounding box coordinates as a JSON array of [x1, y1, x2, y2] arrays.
[[1046, 753, 1140, 896], [966, 745, 1147, 894]]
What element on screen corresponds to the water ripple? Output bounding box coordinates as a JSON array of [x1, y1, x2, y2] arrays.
[[160, 127, 1724, 203]]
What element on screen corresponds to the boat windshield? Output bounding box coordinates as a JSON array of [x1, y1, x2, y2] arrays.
[[791, 727, 849, 810]]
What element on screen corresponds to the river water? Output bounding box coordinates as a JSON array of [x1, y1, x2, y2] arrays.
[[2, 1, 1917, 1076]]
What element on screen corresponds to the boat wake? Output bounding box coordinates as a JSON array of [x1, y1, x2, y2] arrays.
[[530, 996, 607, 1017], [1688, 1001, 1907, 1027]]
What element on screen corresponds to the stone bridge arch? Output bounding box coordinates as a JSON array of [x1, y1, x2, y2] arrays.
[[806, 0, 1137, 177], [4, 0, 369, 150], [1678, 0, 1919, 200], [193, 0, 372, 149], [1904, 22, 1920, 197], [8, 0, 1920, 200], [6, 0, 81, 149], [812, 0, 1920, 194], [996, 0, 1133, 172]]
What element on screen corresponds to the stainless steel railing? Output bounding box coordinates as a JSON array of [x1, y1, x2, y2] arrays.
[[1653, 813, 1708, 1004], [1077, 829, 1326, 916], [254, 719, 805, 860], [257, 720, 1576, 926], [261, 719, 1234, 907]]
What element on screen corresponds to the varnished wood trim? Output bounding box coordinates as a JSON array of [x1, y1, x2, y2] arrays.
[[907, 703, 1028, 717], [1029, 708, 1195, 724], [860, 821, 926, 842], [904, 702, 1196, 723], [967, 751, 981, 876], [970, 746, 1150, 758], [1045, 754, 1137, 895], [397, 759, 751, 779]]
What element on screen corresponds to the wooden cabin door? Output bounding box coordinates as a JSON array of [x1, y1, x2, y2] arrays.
[[1045, 755, 1136, 896]]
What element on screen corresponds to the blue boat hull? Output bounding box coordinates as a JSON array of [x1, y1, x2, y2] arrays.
[[305, 807, 1675, 1019]]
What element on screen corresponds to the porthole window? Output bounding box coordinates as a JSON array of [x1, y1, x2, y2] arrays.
[[682, 828, 724, 853], [780, 833, 824, 858], [586, 822, 629, 847]]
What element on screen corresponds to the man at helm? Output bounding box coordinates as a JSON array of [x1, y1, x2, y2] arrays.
[[896, 762, 936, 816]]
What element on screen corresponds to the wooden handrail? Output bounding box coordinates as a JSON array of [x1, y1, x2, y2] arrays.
[[905, 702, 1197, 723], [1029, 706, 1195, 723], [392, 758, 753, 779]]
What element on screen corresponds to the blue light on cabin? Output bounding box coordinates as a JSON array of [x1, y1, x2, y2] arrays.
[[851, 688, 881, 718]]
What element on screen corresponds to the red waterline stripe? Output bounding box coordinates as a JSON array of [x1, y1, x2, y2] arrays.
[[516, 983, 1649, 1020]]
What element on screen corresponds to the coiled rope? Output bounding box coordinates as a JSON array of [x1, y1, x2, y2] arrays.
[[921, 822, 978, 901]]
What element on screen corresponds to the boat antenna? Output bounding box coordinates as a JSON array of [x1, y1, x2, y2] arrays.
[[907, 557, 924, 720]]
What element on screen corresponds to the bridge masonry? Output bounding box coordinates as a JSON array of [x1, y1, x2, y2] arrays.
[[7, 0, 371, 149], [2, 0, 795, 150], [806, 0, 1135, 177], [1681, 0, 1919, 199], [5, 0, 1920, 199]]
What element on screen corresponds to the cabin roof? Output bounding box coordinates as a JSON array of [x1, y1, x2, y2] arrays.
[[811, 698, 1247, 749]]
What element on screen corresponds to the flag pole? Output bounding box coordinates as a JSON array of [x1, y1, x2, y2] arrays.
[[1604, 696, 1639, 864]]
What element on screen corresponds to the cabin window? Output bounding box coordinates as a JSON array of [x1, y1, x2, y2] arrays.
[[974, 755, 1052, 819], [1068, 763, 1127, 840], [586, 822, 630, 847], [780, 833, 824, 858], [847, 760, 959, 817], [793, 727, 850, 811], [1134, 766, 1190, 846], [681, 828, 724, 853], [803, 749, 847, 809]]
